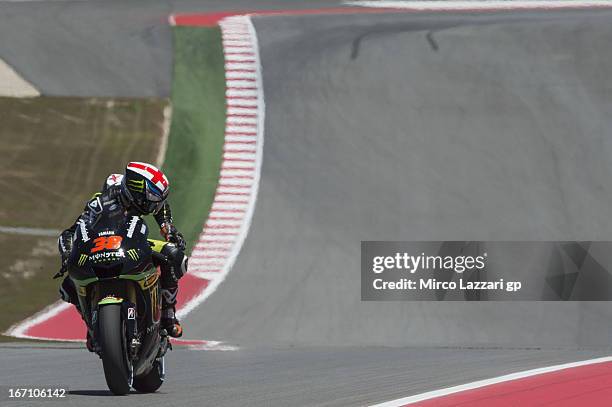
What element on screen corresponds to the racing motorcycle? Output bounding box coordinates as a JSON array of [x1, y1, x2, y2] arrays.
[[65, 210, 171, 395]]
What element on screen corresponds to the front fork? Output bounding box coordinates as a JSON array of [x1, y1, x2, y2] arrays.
[[122, 300, 140, 360], [91, 299, 140, 360]]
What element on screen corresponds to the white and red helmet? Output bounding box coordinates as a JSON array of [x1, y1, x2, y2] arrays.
[[120, 162, 169, 214]]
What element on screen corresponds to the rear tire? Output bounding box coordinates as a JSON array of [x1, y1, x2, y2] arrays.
[[133, 358, 164, 393], [99, 304, 132, 395]]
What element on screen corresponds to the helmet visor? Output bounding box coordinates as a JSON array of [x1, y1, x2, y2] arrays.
[[144, 180, 166, 214]]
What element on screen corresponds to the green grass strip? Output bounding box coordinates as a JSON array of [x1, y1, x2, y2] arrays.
[[162, 27, 226, 253]]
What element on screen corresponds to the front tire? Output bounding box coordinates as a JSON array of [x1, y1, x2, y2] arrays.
[[99, 304, 132, 395], [133, 358, 164, 393]]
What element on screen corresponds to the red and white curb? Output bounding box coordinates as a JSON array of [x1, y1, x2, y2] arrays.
[[369, 356, 612, 406], [4, 15, 264, 352], [177, 14, 265, 318]]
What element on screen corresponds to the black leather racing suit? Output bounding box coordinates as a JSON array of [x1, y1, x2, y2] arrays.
[[57, 183, 187, 320]]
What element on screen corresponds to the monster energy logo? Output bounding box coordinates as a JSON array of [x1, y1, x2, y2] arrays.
[[127, 179, 145, 192], [78, 254, 88, 266], [127, 249, 139, 261]]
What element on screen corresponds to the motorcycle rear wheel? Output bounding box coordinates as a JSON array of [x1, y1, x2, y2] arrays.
[[99, 304, 132, 395]]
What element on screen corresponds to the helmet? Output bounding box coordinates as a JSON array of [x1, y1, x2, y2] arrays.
[[120, 162, 169, 215]]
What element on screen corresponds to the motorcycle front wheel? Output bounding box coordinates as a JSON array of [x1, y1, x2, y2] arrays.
[[99, 304, 132, 395]]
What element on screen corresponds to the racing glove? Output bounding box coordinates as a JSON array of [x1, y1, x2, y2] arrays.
[[161, 223, 186, 251]]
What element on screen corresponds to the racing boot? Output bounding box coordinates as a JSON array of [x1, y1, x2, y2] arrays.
[[161, 307, 183, 338], [161, 287, 182, 338], [86, 330, 95, 352]]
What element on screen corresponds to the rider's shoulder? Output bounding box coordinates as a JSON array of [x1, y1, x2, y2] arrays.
[[86, 194, 104, 215], [102, 174, 124, 191], [84, 183, 123, 215]]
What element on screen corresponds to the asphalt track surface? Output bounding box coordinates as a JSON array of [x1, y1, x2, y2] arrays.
[[0, 343, 610, 407], [0, 0, 339, 97], [186, 10, 612, 348], [3, 4, 612, 407]]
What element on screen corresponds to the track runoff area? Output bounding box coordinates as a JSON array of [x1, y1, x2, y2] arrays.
[[7, 1, 612, 405]]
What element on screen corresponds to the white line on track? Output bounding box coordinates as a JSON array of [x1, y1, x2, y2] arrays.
[[369, 356, 612, 406], [344, 0, 612, 10]]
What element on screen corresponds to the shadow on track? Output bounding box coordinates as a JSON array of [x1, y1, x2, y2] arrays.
[[69, 390, 118, 396]]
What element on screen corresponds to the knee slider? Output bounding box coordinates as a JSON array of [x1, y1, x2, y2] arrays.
[[59, 277, 78, 305], [160, 243, 188, 284]]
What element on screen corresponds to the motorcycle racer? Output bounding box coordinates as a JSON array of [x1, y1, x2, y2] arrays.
[[56, 162, 187, 343]]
